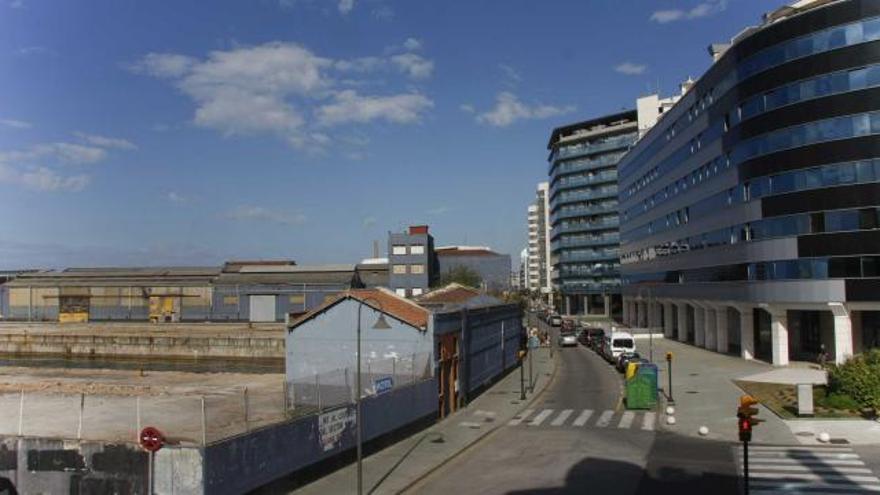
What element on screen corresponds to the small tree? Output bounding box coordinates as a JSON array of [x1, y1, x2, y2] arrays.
[[436, 266, 483, 289]]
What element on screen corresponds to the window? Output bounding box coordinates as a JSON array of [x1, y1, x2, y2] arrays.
[[395, 288, 407, 297], [392, 264, 407, 274], [392, 245, 407, 255], [412, 288, 424, 296], [289, 294, 305, 304], [410, 264, 425, 274], [410, 244, 425, 255]]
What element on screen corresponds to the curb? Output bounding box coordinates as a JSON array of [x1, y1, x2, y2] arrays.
[[393, 349, 561, 494]]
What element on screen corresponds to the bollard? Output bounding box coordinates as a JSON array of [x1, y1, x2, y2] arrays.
[[135, 396, 141, 443], [201, 396, 207, 445], [77, 393, 85, 440], [17, 389, 24, 436]]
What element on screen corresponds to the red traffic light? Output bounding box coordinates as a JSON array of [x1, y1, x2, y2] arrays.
[[738, 416, 752, 442]]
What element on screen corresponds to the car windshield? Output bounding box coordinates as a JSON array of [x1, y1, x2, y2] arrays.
[[613, 339, 634, 348]]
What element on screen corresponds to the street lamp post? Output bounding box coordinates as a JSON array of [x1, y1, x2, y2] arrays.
[[637, 286, 654, 363], [355, 297, 392, 495]]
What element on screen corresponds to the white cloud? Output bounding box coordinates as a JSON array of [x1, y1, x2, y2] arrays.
[[74, 132, 137, 150], [427, 206, 451, 215], [0, 119, 32, 129], [9, 0, 23, 8], [132, 41, 434, 152], [338, 0, 354, 14], [459, 104, 475, 114], [0, 143, 108, 165], [403, 38, 422, 51], [226, 205, 307, 226], [20, 167, 89, 192], [167, 191, 189, 203], [0, 163, 88, 192], [390, 53, 433, 79], [498, 64, 522, 84], [614, 62, 647, 75], [476, 92, 575, 127], [15, 46, 52, 57], [650, 0, 727, 23], [362, 216, 377, 228], [316, 90, 433, 126], [373, 5, 394, 21]]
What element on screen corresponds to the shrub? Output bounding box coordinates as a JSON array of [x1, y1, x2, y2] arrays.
[[818, 392, 861, 411], [827, 349, 880, 412]]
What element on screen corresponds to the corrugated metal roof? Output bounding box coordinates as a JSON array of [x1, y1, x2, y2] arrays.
[[289, 287, 429, 331]]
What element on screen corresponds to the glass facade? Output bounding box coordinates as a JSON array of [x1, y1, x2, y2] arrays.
[[547, 112, 637, 300], [618, 0, 880, 305]]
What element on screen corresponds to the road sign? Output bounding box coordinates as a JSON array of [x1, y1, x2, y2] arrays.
[[139, 426, 164, 452], [374, 376, 393, 395]]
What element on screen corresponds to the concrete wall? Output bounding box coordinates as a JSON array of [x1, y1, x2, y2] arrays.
[[203, 379, 437, 495]]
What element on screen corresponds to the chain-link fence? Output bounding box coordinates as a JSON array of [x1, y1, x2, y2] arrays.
[[288, 352, 433, 416], [0, 385, 287, 446]]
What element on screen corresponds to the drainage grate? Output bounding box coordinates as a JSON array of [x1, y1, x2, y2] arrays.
[[829, 438, 850, 444], [795, 431, 814, 437]]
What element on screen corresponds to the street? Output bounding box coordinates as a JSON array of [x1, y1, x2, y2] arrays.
[[407, 318, 739, 495]]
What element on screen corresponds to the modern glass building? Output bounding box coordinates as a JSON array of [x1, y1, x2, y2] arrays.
[[619, 0, 880, 365], [547, 111, 639, 316]]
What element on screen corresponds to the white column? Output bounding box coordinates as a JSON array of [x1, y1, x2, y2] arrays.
[[769, 307, 789, 367], [694, 304, 706, 347], [676, 303, 688, 342], [604, 295, 611, 317], [565, 296, 572, 316], [663, 302, 674, 338], [622, 298, 630, 326], [829, 303, 853, 365], [705, 307, 717, 350], [716, 306, 729, 354], [738, 307, 755, 360], [652, 303, 662, 331]]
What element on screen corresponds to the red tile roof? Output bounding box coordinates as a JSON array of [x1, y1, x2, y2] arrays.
[[289, 288, 429, 331], [416, 283, 481, 304]]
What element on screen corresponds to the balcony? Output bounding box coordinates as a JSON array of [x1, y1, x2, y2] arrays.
[[552, 234, 620, 251], [551, 204, 617, 222], [552, 218, 619, 236], [550, 171, 617, 196], [557, 250, 618, 262], [550, 133, 636, 164], [552, 187, 617, 206], [550, 151, 625, 177]]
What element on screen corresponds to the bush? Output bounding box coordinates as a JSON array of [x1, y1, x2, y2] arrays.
[[818, 392, 861, 411], [827, 349, 880, 412]]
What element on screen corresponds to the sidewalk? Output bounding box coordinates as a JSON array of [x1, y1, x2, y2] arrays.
[[290, 346, 558, 495]]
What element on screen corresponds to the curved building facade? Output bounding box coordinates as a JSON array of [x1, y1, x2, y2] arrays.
[[548, 111, 638, 315], [618, 0, 880, 365]]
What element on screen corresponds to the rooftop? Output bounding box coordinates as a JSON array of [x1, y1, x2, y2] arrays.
[[547, 109, 637, 149], [289, 287, 430, 330]]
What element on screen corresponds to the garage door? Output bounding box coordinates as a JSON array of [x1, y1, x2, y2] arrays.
[[249, 295, 276, 322]]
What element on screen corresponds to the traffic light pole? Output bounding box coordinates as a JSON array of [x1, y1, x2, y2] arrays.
[[742, 440, 749, 495], [520, 355, 526, 400]]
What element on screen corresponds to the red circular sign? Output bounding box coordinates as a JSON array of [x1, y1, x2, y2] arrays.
[[139, 426, 165, 452]]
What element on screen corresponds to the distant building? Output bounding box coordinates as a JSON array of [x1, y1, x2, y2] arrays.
[[435, 246, 511, 292], [0, 261, 361, 323], [526, 182, 552, 302], [387, 225, 437, 298]]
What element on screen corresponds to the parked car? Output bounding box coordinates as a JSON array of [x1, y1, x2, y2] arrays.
[[615, 351, 641, 372], [549, 314, 563, 327], [561, 319, 576, 332], [584, 328, 604, 350], [558, 331, 578, 347], [601, 331, 636, 363], [576, 328, 590, 346]]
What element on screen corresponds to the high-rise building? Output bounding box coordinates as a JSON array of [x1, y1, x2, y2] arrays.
[[547, 112, 639, 316], [619, 0, 880, 366], [526, 183, 553, 305]]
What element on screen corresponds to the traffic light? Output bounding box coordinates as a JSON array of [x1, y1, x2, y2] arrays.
[[737, 395, 763, 442]]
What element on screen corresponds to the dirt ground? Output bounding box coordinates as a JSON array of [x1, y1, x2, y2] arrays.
[[0, 365, 287, 445]]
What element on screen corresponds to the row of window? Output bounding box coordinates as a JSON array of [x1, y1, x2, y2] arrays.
[[621, 206, 880, 266], [394, 287, 424, 297], [391, 264, 425, 275], [391, 244, 426, 256], [623, 254, 880, 286], [551, 132, 636, 163], [550, 150, 626, 178], [621, 15, 880, 193], [624, 158, 880, 244]]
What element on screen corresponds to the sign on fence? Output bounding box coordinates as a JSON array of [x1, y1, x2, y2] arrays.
[[318, 406, 356, 452], [375, 376, 394, 395]]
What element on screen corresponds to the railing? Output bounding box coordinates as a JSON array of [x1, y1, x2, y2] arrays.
[[551, 204, 617, 223], [553, 218, 619, 236], [550, 171, 617, 196], [553, 187, 618, 205]]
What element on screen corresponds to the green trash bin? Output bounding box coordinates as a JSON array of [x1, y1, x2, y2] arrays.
[[625, 363, 658, 410]]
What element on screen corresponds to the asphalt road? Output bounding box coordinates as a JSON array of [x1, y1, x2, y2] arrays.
[[407, 318, 740, 495]]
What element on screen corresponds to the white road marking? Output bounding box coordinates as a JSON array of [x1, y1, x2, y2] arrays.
[[595, 410, 614, 428], [573, 409, 593, 427], [617, 411, 635, 429], [529, 409, 554, 426], [641, 412, 656, 431], [507, 409, 533, 426], [458, 421, 482, 429], [551, 409, 574, 426]]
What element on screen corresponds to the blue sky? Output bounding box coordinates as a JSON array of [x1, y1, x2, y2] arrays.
[[0, 0, 785, 268]]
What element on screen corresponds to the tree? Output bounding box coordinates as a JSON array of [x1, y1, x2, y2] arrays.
[[435, 266, 483, 289]]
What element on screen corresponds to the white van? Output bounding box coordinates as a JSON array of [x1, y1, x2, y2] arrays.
[[602, 331, 636, 362]]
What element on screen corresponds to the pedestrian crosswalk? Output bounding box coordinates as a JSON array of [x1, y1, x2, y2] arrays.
[[735, 444, 880, 494], [507, 408, 657, 431]]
